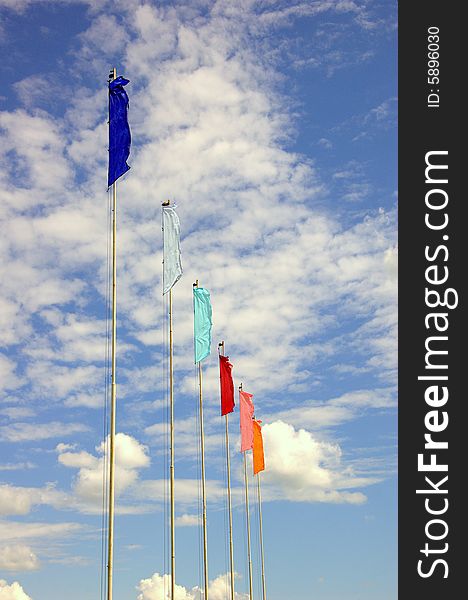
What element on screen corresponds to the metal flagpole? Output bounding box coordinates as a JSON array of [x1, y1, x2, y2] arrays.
[[107, 66, 117, 600], [240, 384, 254, 600], [219, 341, 235, 600], [256, 472, 267, 600], [169, 233, 175, 600], [195, 281, 209, 600], [162, 200, 176, 600], [169, 289, 176, 600]]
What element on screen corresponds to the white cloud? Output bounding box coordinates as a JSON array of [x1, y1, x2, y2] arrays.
[[0, 462, 36, 471], [0, 580, 32, 600], [55, 442, 77, 453], [13, 74, 63, 110], [318, 137, 333, 149], [57, 433, 150, 509], [137, 572, 192, 600], [201, 573, 249, 600], [258, 420, 376, 503], [0, 354, 23, 393], [175, 513, 201, 527], [75, 13, 130, 76], [365, 97, 397, 125], [0, 519, 81, 543], [0, 407, 35, 419], [0, 485, 34, 516], [271, 388, 396, 430], [0, 484, 70, 517], [136, 571, 249, 600], [0, 546, 39, 571], [0, 422, 89, 443], [137, 478, 229, 509], [0, 109, 71, 194]]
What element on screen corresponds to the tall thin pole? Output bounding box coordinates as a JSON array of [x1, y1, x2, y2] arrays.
[[241, 384, 253, 600], [107, 66, 117, 600], [243, 452, 254, 600], [257, 473, 267, 600], [169, 286, 175, 600], [195, 282, 209, 600], [162, 199, 176, 599], [219, 342, 235, 600]]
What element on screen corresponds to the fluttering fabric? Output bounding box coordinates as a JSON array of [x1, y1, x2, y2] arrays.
[[252, 420, 265, 475], [239, 390, 254, 452], [219, 354, 235, 416], [193, 287, 212, 363], [108, 76, 131, 188], [162, 205, 183, 295]]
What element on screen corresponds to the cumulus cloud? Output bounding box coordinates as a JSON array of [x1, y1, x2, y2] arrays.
[[0, 546, 39, 571], [0, 580, 32, 600], [57, 433, 150, 510], [142, 416, 378, 507], [0, 518, 82, 579], [0, 483, 71, 517], [174, 514, 201, 527], [136, 571, 248, 600], [258, 420, 376, 503], [137, 572, 192, 600], [0, 485, 34, 516]]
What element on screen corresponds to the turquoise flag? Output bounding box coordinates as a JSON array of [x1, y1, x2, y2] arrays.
[[193, 287, 212, 363]]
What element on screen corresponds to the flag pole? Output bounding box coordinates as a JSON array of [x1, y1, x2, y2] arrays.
[[240, 383, 254, 600], [256, 472, 267, 600], [165, 201, 176, 600], [195, 280, 209, 600], [107, 66, 117, 600], [219, 341, 235, 600]]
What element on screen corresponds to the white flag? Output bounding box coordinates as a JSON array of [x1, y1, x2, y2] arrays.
[[162, 205, 183, 295]]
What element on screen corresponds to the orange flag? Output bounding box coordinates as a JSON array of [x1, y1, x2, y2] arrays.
[[252, 419, 265, 475]]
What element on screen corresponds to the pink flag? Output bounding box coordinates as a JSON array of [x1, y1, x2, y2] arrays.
[[239, 390, 254, 452]]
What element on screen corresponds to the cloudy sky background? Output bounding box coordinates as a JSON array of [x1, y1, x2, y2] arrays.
[[0, 1, 397, 599]]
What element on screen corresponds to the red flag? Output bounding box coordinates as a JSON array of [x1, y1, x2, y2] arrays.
[[239, 390, 254, 452], [253, 420, 265, 475], [219, 355, 235, 416]]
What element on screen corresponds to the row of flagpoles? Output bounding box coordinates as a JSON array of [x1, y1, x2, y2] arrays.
[[164, 203, 267, 600], [106, 71, 266, 600]]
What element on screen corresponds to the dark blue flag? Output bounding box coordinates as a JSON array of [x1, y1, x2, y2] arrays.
[[108, 76, 131, 188]]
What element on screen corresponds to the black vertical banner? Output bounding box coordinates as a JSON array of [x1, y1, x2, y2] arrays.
[[399, 3, 466, 598]]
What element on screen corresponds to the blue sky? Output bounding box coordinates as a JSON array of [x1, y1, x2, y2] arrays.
[[0, 1, 397, 599]]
